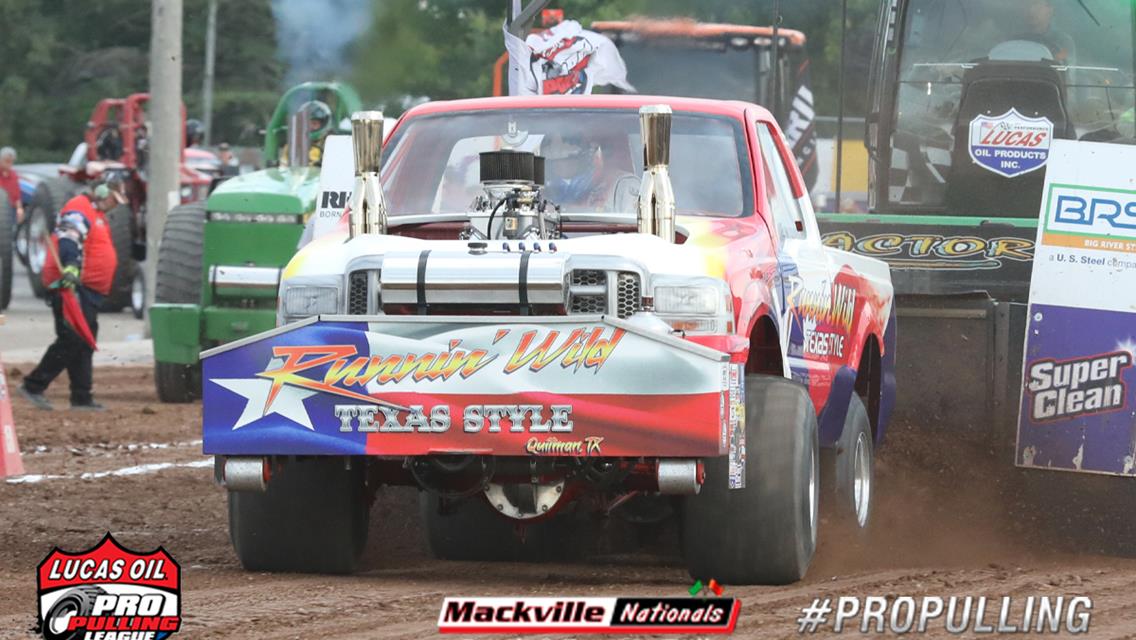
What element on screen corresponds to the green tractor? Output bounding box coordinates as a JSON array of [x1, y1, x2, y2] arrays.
[[149, 82, 362, 402]]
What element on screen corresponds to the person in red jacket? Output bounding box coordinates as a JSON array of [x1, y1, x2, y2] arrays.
[[19, 178, 124, 411], [0, 147, 23, 222]]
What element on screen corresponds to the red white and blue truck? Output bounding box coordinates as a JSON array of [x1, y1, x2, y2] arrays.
[[201, 95, 896, 584]]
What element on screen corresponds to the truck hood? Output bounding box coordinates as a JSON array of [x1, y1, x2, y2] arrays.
[[205, 167, 321, 215], [284, 226, 738, 283]]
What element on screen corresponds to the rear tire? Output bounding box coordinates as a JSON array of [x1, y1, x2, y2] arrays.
[[26, 178, 77, 299], [0, 197, 13, 310], [100, 204, 136, 312], [420, 492, 582, 562], [682, 375, 819, 585], [153, 202, 205, 403], [229, 457, 370, 574]]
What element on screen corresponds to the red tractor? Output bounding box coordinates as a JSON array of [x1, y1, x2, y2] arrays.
[[21, 93, 212, 317]]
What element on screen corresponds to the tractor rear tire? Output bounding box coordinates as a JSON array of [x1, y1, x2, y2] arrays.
[[682, 375, 819, 585], [100, 204, 136, 312], [153, 202, 205, 403], [229, 457, 370, 574], [25, 178, 77, 299], [0, 197, 13, 310], [420, 492, 583, 563]]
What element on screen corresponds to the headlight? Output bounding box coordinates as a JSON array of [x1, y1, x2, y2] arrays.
[[655, 285, 721, 315], [283, 285, 339, 318], [652, 278, 734, 335]]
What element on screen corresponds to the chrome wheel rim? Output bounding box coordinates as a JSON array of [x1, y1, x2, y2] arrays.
[[132, 271, 145, 313], [29, 211, 47, 275], [852, 431, 872, 528], [15, 223, 27, 258], [808, 439, 818, 545]]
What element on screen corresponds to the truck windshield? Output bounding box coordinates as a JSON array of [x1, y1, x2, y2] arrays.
[[381, 109, 753, 218], [886, 0, 1136, 211]]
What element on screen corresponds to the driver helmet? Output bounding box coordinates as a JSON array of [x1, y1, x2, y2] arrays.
[[541, 133, 599, 203], [185, 118, 204, 147], [300, 100, 333, 141]]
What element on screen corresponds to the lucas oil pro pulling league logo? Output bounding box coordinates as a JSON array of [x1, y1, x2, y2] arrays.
[[36, 534, 181, 640]]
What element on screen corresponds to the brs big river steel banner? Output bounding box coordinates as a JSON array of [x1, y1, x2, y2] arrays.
[[1017, 139, 1136, 476]]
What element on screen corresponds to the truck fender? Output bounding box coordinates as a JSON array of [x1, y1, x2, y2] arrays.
[[816, 366, 858, 449], [738, 280, 782, 358]]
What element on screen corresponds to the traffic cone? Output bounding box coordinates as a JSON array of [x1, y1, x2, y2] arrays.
[[0, 361, 25, 478]]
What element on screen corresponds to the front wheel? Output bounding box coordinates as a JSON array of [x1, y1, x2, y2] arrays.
[[681, 375, 819, 585], [154, 360, 199, 403], [228, 457, 370, 574], [152, 202, 205, 402]]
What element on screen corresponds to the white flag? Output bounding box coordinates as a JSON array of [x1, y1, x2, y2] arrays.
[[504, 20, 635, 96]]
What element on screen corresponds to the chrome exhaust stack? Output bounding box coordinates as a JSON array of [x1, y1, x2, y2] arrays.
[[286, 111, 311, 168], [349, 111, 389, 237], [637, 104, 676, 243]]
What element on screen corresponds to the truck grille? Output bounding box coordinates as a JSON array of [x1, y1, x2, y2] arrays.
[[569, 270, 640, 319], [357, 265, 641, 318], [347, 270, 379, 314]]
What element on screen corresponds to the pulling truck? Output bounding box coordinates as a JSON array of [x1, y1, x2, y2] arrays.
[[200, 95, 896, 584], [816, 0, 1136, 444], [149, 82, 362, 402]]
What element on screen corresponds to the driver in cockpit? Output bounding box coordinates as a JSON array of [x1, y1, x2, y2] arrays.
[[541, 132, 637, 213], [1017, 0, 1075, 64]]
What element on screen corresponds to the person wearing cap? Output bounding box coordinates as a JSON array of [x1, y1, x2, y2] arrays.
[[19, 179, 124, 411], [0, 147, 23, 223], [217, 142, 239, 177]]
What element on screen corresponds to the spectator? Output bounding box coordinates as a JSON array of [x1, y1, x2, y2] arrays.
[[0, 147, 23, 223], [217, 142, 240, 177]]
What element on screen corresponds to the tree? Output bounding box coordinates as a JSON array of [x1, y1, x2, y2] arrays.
[[0, 0, 283, 159]]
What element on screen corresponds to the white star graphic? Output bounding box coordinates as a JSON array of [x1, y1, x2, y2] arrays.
[[212, 377, 318, 430]]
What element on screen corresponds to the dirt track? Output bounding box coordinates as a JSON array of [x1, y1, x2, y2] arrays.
[[2, 366, 1136, 639]]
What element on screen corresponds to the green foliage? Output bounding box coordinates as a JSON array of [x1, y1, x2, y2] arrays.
[[184, 0, 284, 145], [351, 0, 882, 118], [0, 0, 283, 159]]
